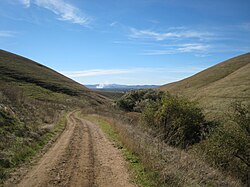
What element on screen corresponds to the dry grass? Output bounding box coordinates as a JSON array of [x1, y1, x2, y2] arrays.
[[0, 50, 108, 105], [81, 107, 242, 187], [160, 53, 250, 119]]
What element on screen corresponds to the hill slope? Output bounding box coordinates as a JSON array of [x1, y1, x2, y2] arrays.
[[0, 50, 87, 95], [0, 50, 107, 182], [160, 53, 250, 118], [0, 50, 106, 104]]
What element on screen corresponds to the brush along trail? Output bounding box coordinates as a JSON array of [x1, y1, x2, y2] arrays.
[[6, 111, 135, 187]]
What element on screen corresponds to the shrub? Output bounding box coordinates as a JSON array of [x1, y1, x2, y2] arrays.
[[195, 102, 250, 184], [116, 89, 164, 112], [142, 94, 212, 148], [117, 90, 214, 149]]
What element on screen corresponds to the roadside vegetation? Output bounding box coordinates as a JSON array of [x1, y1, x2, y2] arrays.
[[117, 90, 215, 149], [0, 83, 69, 184], [0, 82, 98, 185], [115, 89, 248, 186], [83, 114, 162, 187], [193, 102, 250, 184]]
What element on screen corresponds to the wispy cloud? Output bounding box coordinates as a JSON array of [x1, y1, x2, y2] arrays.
[[129, 28, 213, 41], [177, 43, 210, 52], [19, 0, 31, 7], [61, 67, 205, 78], [18, 0, 90, 26], [110, 21, 118, 27], [141, 43, 210, 55], [61, 69, 135, 78], [0, 31, 16, 38], [125, 27, 215, 56]]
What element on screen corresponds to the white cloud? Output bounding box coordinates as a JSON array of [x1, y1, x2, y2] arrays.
[[0, 31, 16, 37], [177, 43, 210, 52], [18, 0, 90, 26], [61, 67, 205, 78], [129, 28, 213, 41], [61, 69, 135, 78], [141, 43, 210, 55]]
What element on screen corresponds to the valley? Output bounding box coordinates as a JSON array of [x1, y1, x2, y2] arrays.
[[0, 50, 249, 187], [1, 1, 249, 186]]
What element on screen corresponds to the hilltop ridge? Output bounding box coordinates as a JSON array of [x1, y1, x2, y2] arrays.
[[160, 53, 250, 118]]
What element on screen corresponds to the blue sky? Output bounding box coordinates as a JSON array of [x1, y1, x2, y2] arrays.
[[0, 0, 250, 85]]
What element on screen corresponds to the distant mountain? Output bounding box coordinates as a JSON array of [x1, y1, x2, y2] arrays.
[[86, 84, 159, 92], [160, 53, 250, 118]]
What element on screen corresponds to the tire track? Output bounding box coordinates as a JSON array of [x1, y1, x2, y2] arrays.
[[69, 117, 95, 187], [80, 119, 135, 187], [11, 112, 77, 187], [6, 111, 135, 187]]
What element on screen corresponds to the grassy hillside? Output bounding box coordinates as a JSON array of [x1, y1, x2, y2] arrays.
[[0, 50, 107, 104], [0, 50, 108, 183], [160, 53, 250, 118]]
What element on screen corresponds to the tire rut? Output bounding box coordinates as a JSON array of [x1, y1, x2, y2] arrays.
[[69, 117, 95, 187], [6, 111, 135, 187]]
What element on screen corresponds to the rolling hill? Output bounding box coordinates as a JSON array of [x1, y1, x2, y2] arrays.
[[0, 50, 107, 104], [0, 50, 108, 182], [160, 53, 250, 118]]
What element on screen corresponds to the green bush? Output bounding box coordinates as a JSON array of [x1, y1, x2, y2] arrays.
[[142, 94, 212, 148], [195, 102, 250, 184], [117, 90, 214, 149], [116, 89, 164, 112]]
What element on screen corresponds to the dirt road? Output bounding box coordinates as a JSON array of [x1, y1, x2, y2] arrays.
[[6, 112, 135, 187]]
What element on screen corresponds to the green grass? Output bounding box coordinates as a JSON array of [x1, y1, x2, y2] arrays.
[[83, 115, 161, 187], [0, 110, 67, 184], [17, 82, 70, 102]]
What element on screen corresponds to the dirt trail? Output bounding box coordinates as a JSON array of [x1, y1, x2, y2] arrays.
[[5, 111, 135, 187]]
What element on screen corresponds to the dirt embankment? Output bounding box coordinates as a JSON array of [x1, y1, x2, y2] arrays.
[[5, 112, 135, 187]]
